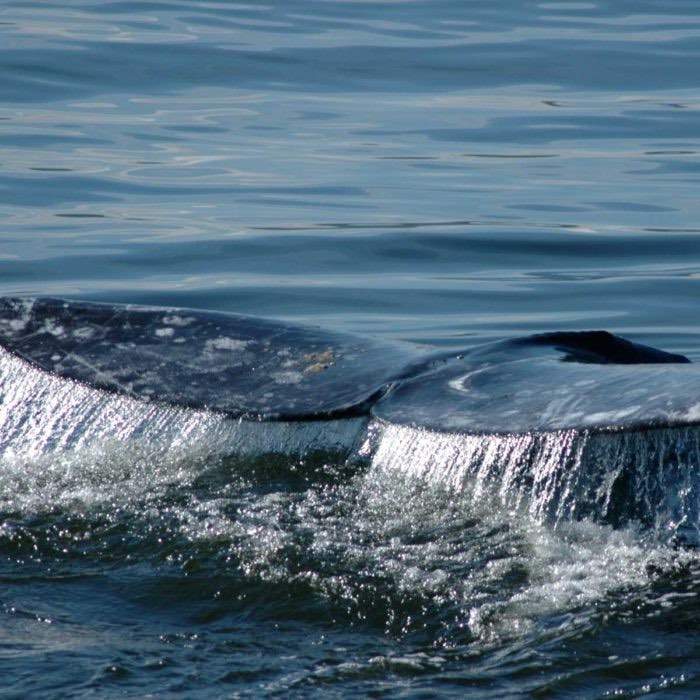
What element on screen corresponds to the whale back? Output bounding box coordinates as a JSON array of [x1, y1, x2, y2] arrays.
[[0, 298, 420, 420]]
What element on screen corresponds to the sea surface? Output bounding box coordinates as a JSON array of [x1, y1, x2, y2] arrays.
[[2, 1, 700, 697]]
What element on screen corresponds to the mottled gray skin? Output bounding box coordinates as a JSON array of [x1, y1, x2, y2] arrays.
[[0, 297, 420, 421], [0, 298, 694, 434]]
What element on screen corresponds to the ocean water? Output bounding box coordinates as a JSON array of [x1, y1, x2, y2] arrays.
[[2, 1, 700, 697]]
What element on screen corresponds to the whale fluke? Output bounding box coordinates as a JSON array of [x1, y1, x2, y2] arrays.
[[373, 332, 696, 434], [0, 297, 419, 421], [0, 297, 695, 436], [0, 297, 695, 437], [1, 296, 698, 535]]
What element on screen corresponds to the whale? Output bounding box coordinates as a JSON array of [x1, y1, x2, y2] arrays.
[[0, 297, 698, 538]]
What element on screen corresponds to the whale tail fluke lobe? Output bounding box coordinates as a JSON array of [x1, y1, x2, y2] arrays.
[[0, 296, 419, 420]]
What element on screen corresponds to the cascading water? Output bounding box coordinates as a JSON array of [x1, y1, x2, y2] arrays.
[[0, 346, 366, 462], [362, 420, 700, 544], [2, 298, 700, 542]]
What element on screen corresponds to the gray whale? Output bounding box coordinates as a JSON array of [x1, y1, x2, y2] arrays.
[[0, 297, 698, 536]]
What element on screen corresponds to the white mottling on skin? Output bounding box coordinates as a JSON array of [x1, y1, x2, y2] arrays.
[[51, 354, 61, 362], [155, 327, 175, 338], [271, 371, 304, 385], [173, 337, 186, 344], [8, 319, 26, 332], [205, 337, 250, 352], [43, 321, 65, 337], [163, 315, 195, 327], [72, 327, 95, 340]]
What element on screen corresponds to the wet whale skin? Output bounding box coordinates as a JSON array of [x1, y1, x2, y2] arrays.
[[0, 297, 420, 421], [0, 297, 695, 437], [374, 330, 696, 435]]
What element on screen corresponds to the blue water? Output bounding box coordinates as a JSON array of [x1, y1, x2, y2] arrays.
[[2, 1, 700, 697]]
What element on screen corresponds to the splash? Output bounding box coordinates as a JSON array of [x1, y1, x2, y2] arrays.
[[3, 338, 699, 538], [362, 420, 700, 543], [0, 346, 364, 469]]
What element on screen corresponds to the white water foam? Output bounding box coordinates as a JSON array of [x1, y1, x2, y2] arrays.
[[352, 440, 699, 646]]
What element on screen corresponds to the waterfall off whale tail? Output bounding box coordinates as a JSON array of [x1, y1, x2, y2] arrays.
[[371, 332, 700, 539], [0, 297, 698, 537]]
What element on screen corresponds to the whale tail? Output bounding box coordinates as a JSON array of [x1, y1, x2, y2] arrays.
[[0, 296, 697, 538]]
